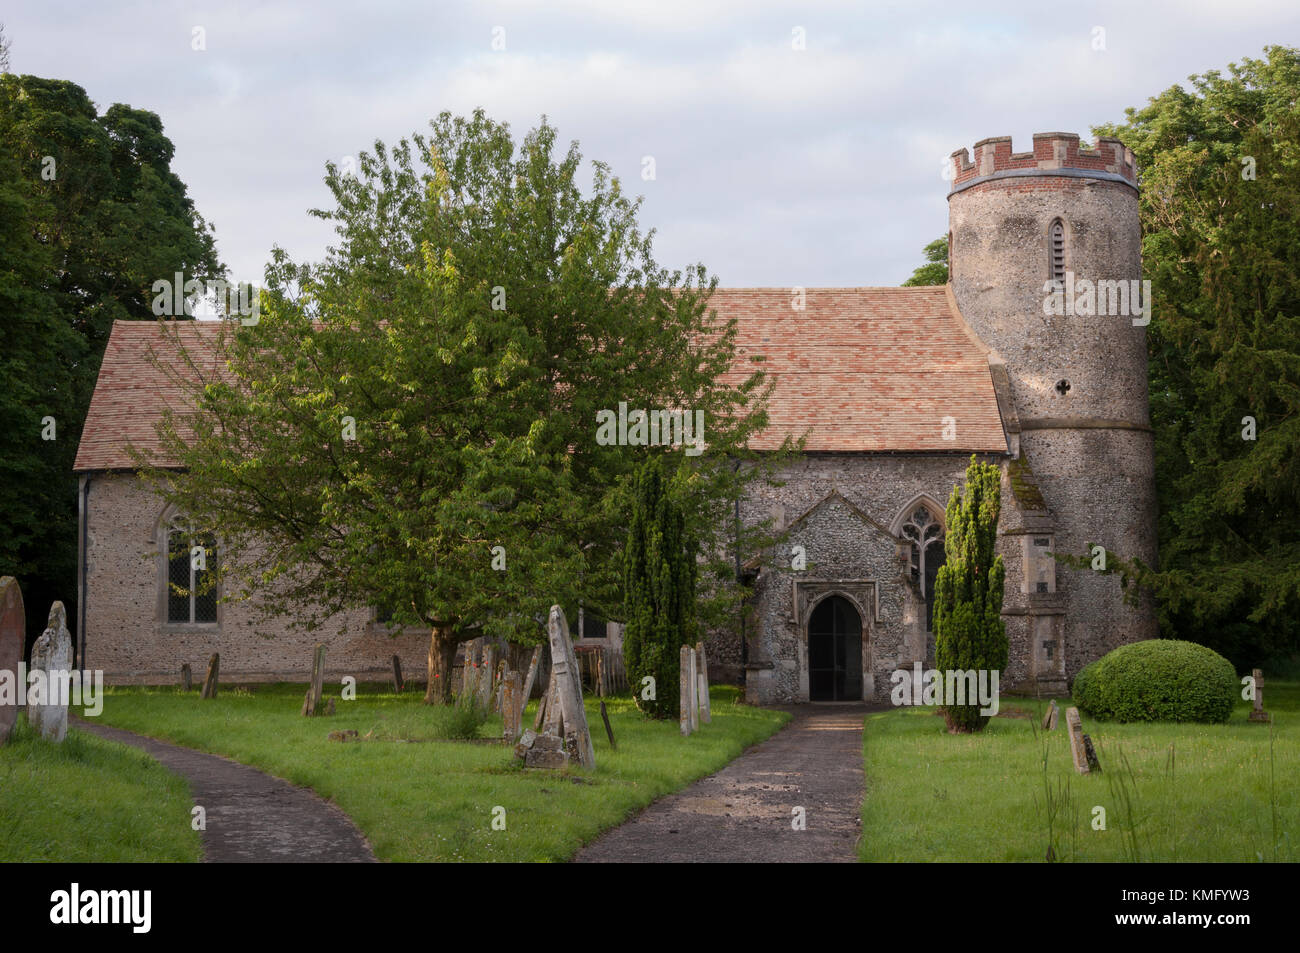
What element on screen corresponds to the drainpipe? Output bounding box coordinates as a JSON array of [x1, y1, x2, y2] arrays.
[[77, 474, 89, 671], [733, 458, 747, 686]]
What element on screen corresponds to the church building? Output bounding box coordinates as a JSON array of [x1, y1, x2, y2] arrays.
[[72, 132, 1159, 702]]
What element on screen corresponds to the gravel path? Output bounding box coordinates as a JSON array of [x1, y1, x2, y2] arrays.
[[76, 720, 376, 863], [574, 704, 874, 863]]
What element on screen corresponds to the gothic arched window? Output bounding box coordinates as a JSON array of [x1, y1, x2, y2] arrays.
[[901, 505, 946, 631], [1049, 218, 1066, 282], [164, 519, 219, 624]]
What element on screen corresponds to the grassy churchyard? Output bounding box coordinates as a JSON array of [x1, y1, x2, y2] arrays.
[[859, 679, 1299, 862], [0, 715, 202, 863], [82, 683, 787, 862]]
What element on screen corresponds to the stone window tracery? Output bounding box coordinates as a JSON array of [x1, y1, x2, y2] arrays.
[[164, 519, 218, 624], [901, 505, 946, 631]]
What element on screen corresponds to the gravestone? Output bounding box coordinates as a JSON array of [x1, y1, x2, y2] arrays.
[[599, 699, 616, 750], [477, 645, 497, 710], [200, 653, 220, 699], [29, 601, 72, 742], [502, 672, 523, 743], [688, 647, 699, 732], [181, 663, 193, 692], [1065, 706, 1091, 774], [1041, 699, 1059, 731], [542, 667, 563, 736], [679, 645, 693, 737], [696, 641, 711, 724], [493, 658, 506, 714], [546, 605, 594, 768], [301, 643, 326, 716], [0, 577, 25, 744], [1082, 732, 1102, 773], [391, 654, 404, 694], [1248, 668, 1271, 723], [458, 643, 475, 706], [521, 645, 541, 703], [524, 733, 569, 770]]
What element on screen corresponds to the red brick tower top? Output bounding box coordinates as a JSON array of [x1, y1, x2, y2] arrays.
[[949, 132, 1136, 191]]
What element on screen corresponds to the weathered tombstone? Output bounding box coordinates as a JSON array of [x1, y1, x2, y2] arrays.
[[1065, 706, 1091, 774], [542, 667, 563, 736], [679, 645, 693, 737], [1082, 732, 1102, 773], [502, 672, 523, 743], [457, 642, 475, 706], [391, 654, 404, 694], [200, 653, 220, 699], [688, 647, 699, 732], [181, 662, 193, 692], [599, 699, 616, 750], [1041, 699, 1059, 731], [1249, 668, 1271, 723], [546, 605, 594, 768], [29, 601, 72, 742], [301, 643, 327, 716], [0, 577, 25, 744], [696, 641, 711, 724], [524, 733, 570, 769], [513, 728, 538, 760], [477, 644, 497, 710], [533, 674, 551, 730], [493, 658, 506, 713], [521, 645, 541, 703]]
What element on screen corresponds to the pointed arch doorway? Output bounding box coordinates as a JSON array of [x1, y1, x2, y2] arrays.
[[807, 595, 863, 701]]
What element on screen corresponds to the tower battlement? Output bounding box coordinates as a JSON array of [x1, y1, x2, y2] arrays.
[[949, 133, 1136, 190]]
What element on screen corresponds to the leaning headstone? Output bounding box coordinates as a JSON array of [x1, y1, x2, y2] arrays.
[[546, 605, 594, 768], [1041, 699, 1059, 731], [200, 653, 220, 699], [29, 601, 72, 742], [391, 654, 404, 694], [502, 672, 523, 743], [521, 645, 541, 703], [301, 643, 327, 716], [1082, 732, 1102, 773], [1248, 668, 1271, 723], [1065, 706, 1091, 774], [679, 645, 693, 737], [181, 662, 193, 692], [0, 577, 25, 744], [696, 641, 711, 724]]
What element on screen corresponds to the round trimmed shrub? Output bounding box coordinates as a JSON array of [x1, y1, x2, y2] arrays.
[[1071, 639, 1237, 723]]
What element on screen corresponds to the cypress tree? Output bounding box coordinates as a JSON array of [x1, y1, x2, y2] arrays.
[[933, 455, 1008, 733], [623, 454, 697, 719]]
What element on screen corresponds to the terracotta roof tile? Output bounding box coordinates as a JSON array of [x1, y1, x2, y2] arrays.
[[74, 289, 1007, 471]]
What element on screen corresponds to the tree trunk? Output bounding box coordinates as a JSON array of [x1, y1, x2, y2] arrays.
[[424, 624, 459, 705]]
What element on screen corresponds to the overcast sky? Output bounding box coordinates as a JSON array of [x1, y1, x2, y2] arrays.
[[5, 1, 1297, 288]]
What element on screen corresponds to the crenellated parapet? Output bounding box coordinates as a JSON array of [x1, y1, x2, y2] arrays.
[[949, 132, 1136, 190]]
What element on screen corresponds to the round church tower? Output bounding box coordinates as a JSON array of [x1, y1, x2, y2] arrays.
[[947, 132, 1158, 683]]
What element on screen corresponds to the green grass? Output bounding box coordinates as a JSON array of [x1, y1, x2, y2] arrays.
[[860, 681, 1299, 862], [88, 683, 788, 862], [0, 714, 202, 862]]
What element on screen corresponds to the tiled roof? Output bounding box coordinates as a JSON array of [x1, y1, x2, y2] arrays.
[[74, 290, 1007, 470], [716, 287, 1007, 452], [73, 321, 231, 472]]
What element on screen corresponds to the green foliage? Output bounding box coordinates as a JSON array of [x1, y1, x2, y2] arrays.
[[933, 455, 1007, 732], [146, 111, 785, 675], [1072, 640, 1238, 724], [623, 455, 697, 719], [1093, 46, 1300, 666], [0, 72, 221, 638], [901, 236, 948, 286]]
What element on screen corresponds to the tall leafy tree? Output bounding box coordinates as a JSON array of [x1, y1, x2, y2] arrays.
[[623, 454, 697, 719], [1092, 46, 1300, 666], [147, 111, 787, 702], [901, 236, 948, 286], [0, 73, 222, 644], [933, 456, 1007, 733]]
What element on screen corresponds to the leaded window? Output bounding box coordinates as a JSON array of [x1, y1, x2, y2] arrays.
[[166, 522, 218, 624], [901, 506, 946, 631], [1049, 218, 1066, 282]]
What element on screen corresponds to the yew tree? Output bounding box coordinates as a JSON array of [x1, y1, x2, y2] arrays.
[[148, 110, 777, 702]]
